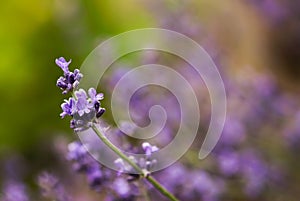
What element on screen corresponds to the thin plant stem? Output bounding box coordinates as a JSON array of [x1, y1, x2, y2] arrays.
[[91, 123, 179, 201]]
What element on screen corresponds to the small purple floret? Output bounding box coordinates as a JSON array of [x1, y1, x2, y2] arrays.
[[55, 57, 71, 74], [142, 142, 159, 157], [75, 89, 91, 116], [60, 97, 76, 118], [55, 57, 82, 94]]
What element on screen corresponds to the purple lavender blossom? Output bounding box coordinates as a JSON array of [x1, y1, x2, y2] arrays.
[[113, 178, 130, 197], [67, 141, 108, 191], [55, 57, 71, 74], [57, 64, 106, 131], [88, 88, 104, 104], [67, 141, 91, 171], [37, 172, 71, 201], [55, 57, 82, 94], [86, 163, 104, 191], [191, 171, 224, 201], [112, 178, 139, 201], [75, 89, 91, 116], [142, 142, 159, 157], [61, 87, 106, 131], [59, 87, 105, 131], [66, 141, 139, 199], [2, 181, 29, 201], [220, 117, 246, 146], [240, 150, 268, 197], [88, 88, 105, 118], [217, 150, 240, 176], [60, 97, 76, 118]]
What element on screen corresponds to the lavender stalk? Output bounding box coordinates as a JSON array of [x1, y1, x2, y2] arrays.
[[55, 57, 179, 201]]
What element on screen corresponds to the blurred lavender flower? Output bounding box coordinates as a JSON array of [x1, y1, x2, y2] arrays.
[[142, 142, 159, 157], [1, 181, 29, 201], [112, 178, 138, 201], [67, 141, 91, 171], [86, 163, 105, 191], [156, 163, 224, 201], [240, 150, 268, 197], [191, 171, 224, 201], [67, 141, 107, 191], [219, 117, 246, 146], [66, 140, 140, 200], [246, 0, 287, 24], [38, 172, 71, 201], [217, 150, 240, 176]]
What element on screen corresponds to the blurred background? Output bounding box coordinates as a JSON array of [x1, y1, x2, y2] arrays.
[[0, 0, 300, 200]]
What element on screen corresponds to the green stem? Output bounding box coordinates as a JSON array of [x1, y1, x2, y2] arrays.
[[91, 124, 143, 174], [91, 123, 179, 201], [146, 175, 179, 201]]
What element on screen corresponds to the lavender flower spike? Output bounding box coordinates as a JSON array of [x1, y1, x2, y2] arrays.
[[60, 97, 76, 118], [55, 57, 71, 74], [55, 57, 82, 94]]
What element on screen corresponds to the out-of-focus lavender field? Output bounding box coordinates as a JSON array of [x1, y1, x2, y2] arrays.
[[1, 1, 300, 201]]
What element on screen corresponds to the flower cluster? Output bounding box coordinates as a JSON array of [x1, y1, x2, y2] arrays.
[[67, 141, 139, 200], [56, 57, 176, 200], [56, 57, 82, 94], [37, 172, 71, 201], [1, 181, 29, 201], [56, 57, 105, 132]]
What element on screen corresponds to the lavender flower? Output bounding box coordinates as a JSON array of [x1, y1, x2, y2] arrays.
[[1, 181, 29, 201], [112, 178, 138, 201], [67, 141, 108, 191], [60, 97, 76, 118], [240, 150, 268, 197], [58, 86, 105, 131], [113, 178, 130, 197], [142, 142, 159, 157], [55, 57, 71, 74], [56, 57, 107, 133], [37, 172, 71, 201], [88, 88, 105, 118], [66, 140, 139, 200], [55, 57, 82, 94], [217, 150, 240, 176], [75, 89, 91, 116], [86, 163, 104, 191], [67, 141, 92, 171], [88, 88, 104, 105]]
